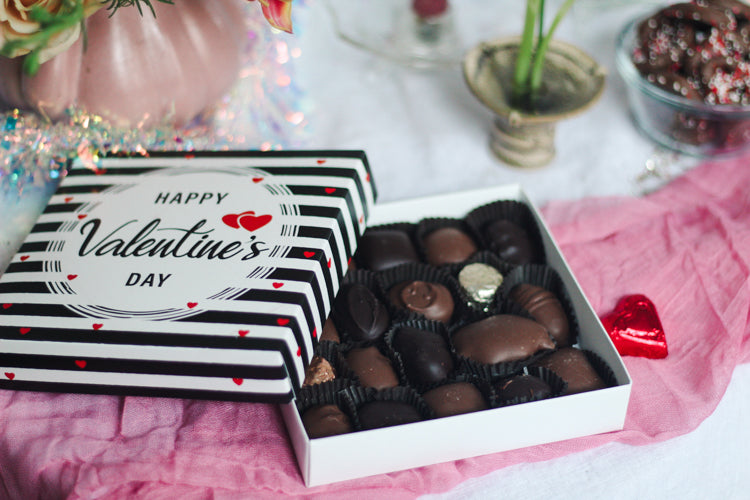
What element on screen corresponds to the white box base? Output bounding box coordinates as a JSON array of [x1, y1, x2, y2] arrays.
[[281, 185, 632, 487]]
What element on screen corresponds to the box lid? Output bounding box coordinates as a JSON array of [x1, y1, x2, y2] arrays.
[[0, 151, 376, 403]]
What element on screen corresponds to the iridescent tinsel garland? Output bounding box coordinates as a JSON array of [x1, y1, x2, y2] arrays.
[[0, 3, 309, 195]]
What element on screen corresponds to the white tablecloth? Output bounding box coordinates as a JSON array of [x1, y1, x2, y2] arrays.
[[0, 1, 747, 498]]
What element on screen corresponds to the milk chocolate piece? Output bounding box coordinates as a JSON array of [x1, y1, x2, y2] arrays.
[[510, 283, 571, 347], [458, 263, 503, 308], [345, 346, 399, 390], [303, 356, 336, 387], [533, 347, 606, 395], [302, 404, 352, 438], [483, 219, 537, 265], [358, 229, 419, 271], [495, 374, 551, 403], [392, 326, 454, 386], [357, 400, 422, 430], [423, 227, 478, 266], [388, 280, 454, 323], [319, 317, 340, 343], [421, 382, 487, 418], [334, 284, 390, 342], [452, 314, 555, 365]]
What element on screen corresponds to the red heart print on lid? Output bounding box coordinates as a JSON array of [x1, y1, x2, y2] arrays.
[[222, 211, 272, 232], [4, 372, 14, 380], [75, 360, 87, 369], [233, 378, 244, 386]]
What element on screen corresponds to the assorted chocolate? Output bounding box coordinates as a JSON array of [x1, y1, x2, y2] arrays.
[[632, 0, 750, 149], [296, 199, 615, 439]]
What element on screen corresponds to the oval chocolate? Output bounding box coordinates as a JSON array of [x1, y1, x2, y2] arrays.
[[334, 283, 390, 342], [392, 325, 454, 386]]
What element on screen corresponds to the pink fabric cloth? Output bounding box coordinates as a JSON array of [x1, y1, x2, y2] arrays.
[[2, 156, 750, 499]]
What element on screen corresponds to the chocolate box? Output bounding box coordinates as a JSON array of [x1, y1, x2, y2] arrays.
[[281, 184, 632, 486], [0, 151, 375, 403]]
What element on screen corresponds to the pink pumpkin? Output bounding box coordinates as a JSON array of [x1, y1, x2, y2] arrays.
[[0, 1, 247, 126]]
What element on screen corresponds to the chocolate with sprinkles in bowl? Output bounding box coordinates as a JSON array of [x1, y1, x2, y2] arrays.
[[616, 0, 750, 156]]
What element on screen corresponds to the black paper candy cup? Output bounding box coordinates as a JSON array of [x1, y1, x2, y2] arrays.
[[464, 199, 546, 266], [383, 319, 456, 391], [445, 251, 514, 319], [296, 379, 357, 439], [499, 264, 579, 348], [414, 217, 482, 267], [376, 262, 466, 326], [343, 385, 432, 431]]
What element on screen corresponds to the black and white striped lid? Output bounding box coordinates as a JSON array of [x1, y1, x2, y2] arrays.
[[0, 151, 376, 403]]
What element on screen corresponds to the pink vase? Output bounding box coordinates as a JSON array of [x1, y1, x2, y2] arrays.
[[0, 1, 247, 126]]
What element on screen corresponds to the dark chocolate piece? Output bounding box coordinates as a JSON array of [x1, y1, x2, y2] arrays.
[[357, 400, 422, 430], [533, 347, 606, 395], [302, 404, 352, 438], [388, 280, 454, 323], [457, 262, 503, 309], [345, 346, 399, 390], [392, 326, 454, 386], [421, 382, 487, 418], [303, 356, 336, 387], [319, 317, 340, 343], [452, 314, 555, 365], [483, 219, 537, 265], [495, 374, 551, 403], [510, 283, 571, 347], [423, 227, 478, 266], [334, 284, 390, 342], [358, 229, 419, 271]]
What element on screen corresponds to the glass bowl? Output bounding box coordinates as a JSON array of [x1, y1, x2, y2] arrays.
[[616, 17, 750, 157]]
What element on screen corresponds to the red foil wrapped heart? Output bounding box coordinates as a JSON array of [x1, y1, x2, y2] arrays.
[[600, 294, 668, 359]]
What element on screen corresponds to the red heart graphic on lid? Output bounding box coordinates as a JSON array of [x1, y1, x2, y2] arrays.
[[238, 330, 249, 337], [296, 347, 301, 356], [20, 255, 29, 261], [366, 173, 370, 182], [184, 154, 195, 159], [277, 318, 289, 326], [19, 327, 30, 335], [327, 258, 332, 269], [75, 360, 87, 369], [325, 187, 336, 194], [252, 177, 264, 183], [303, 251, 315, 258], [67, 274, 78, 281], [312, 327, 317, 338], [317, 159, 326, 165], [64, 196, 73, 203], [232, 378, 244, 386], [222, 211, 272, 232], [4, 372, 14, 380], [77, 214, 87, 220], [2, 303, 11, 309], [92, 323, 103, 331], [187, 302, 198, 309], [600, 294, 668, 359], [272, 282, 283, 289]]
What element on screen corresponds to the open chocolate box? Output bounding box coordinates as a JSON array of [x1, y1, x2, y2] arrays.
[[0, 151, 631, 487]]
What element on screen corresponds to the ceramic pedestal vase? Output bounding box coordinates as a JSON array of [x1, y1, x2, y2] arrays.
[[0, 1, 247, 126], [463, 37, 606, 168]]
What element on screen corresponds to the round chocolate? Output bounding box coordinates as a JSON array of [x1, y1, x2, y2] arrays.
[[533, 347, 606, 395], [303, 356, 336, 387], [452, 314, 555, 365], [357, 400, 422, 430], [482, 219, 537, 265], [345, 346, 399, 390], [392, 326, 454, 386], [302, 404, 352, 438], [423, 227, 478, 266], [334, 284, 390, 342], [510, 283, 571, 347], [319, 317, 340, 343], [421, 382, 487, 418], [495, 374, 551, 403], [358, 229, 419, 271], [388, 280, 454, 323], [457, 263, 503, 308]]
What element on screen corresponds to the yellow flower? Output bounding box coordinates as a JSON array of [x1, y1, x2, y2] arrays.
[[0, 0, 102, 63]]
